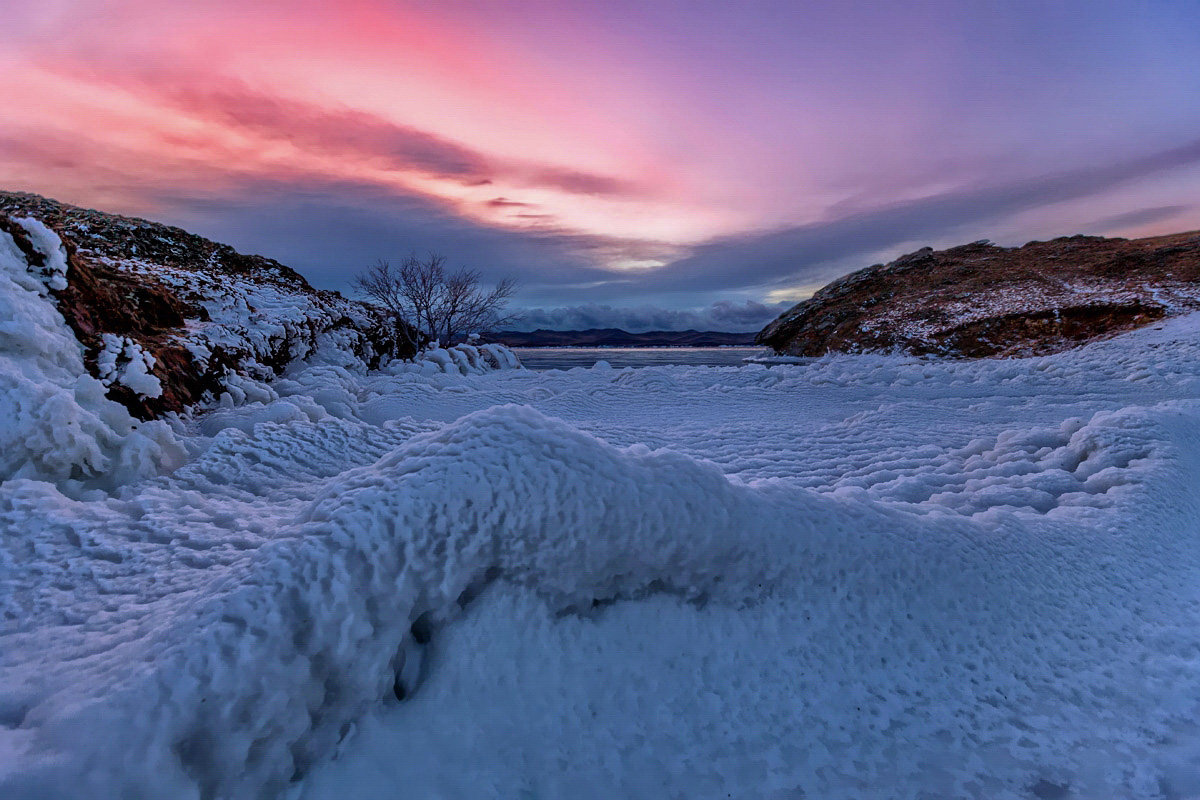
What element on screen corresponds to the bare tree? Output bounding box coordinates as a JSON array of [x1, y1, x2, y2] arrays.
[[353, 253, 518, 347]]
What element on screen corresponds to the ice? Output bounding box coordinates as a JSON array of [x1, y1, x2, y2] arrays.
[[4, 242, 1200, 797]]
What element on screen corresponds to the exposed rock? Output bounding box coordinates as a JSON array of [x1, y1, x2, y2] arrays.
[[757, 232, 1200, 358], [0, 191, 419, 418]]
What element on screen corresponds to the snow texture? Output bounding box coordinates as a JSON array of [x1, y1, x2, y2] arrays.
[[96, 334, 163, 399], [13, 217, 69, 292], [4, 245, 1200, 797]]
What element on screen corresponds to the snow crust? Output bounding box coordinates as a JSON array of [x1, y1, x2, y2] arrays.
[[4, 260, 1200, 798]]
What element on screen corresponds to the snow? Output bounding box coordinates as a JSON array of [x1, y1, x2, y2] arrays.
[[96, 333, 164, 399], [13, 217, 69, 292], [4, 234, 1200, 797], [0, 226, 182, 491]]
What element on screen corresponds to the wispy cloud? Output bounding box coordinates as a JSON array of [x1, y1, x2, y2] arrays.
[[1084, 205, 1194, 233], [623, 137, 1200, 296], [154, 82, 494, 180]]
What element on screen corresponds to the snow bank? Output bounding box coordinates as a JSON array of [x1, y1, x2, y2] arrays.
[[0, 225, 181, 491], [386, 343, 522, 376]]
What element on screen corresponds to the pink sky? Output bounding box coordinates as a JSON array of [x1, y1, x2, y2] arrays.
[[2, 0, 1199, 316]]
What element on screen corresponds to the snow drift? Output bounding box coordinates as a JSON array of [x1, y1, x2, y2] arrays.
[[8, 395, 1198, 799]]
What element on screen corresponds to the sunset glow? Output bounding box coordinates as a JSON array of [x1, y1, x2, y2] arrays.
[[2, 0, 1199, 315]]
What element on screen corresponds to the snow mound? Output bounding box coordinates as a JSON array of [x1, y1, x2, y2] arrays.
[[0, 405, 846, 798], [0, 224, 181, 490]]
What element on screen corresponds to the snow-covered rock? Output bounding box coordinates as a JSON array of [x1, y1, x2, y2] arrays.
[[0, 191, 423, 419], [0, 217, 183, 491], [0, 195, 520, 490]]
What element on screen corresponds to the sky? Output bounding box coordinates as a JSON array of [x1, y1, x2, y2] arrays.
[[1, 0, 1199, 331]]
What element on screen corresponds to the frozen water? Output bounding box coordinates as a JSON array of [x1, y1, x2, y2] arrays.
[[3, 222, 1200, 798]]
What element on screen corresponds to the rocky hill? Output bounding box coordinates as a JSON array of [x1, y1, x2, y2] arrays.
[[0, 191, 419, 418], [757, 231, 1200, 358]]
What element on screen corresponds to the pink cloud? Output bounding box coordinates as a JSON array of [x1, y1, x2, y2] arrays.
[[1, 0, 1197, 288]]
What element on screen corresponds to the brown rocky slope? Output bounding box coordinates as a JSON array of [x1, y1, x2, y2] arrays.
[[757, 231, 1200, 358], [0, 190, 419, 418]]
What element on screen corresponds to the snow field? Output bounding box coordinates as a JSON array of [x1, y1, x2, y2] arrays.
[[4, 226, 1200, 798], [300, 401, 1200, 800]]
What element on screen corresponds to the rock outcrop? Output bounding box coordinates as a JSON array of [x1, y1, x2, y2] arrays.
[[0, 191, 419, 418], [757, 231, 1200, 358]]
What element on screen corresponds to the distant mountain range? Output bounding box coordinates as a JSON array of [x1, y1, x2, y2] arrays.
[[488, 328, 758, 347]]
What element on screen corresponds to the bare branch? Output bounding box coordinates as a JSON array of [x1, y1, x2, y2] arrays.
[[353, 252, 517, 347]]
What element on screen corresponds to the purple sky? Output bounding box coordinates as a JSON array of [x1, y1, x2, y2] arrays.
[[2, 0, 1198, 329]]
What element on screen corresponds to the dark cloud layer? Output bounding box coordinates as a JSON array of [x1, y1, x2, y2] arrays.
[[508, 300, 790, 333], [148, 178, 621, 293], [140, 136, 1200, 315], [627, 137, 1200, 297]]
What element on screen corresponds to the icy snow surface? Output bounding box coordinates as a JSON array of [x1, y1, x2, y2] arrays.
[[5, 245, 1200, 797]]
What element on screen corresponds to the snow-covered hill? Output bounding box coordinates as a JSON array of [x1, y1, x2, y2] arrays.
[[0, 198, 520, 490], [759, 232, 1200, 357]]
